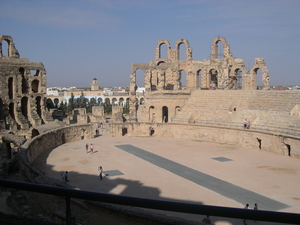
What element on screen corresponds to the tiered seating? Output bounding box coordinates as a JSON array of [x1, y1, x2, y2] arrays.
[[171, 90, 300, 136]]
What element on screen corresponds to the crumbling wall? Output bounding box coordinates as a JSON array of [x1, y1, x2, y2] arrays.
[[0, 35, 49, 138]]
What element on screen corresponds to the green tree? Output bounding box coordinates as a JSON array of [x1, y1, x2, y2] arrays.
[[67, 93, 76, 114], [103, 98, 112, 114], [87, 97, 97, 113]]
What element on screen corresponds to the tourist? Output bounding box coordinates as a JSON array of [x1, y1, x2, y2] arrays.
[[247, 121, 251, 129], [253, 203, 258, 223], [98, 166, 103, 180], [202, 215, 211, 224], [244, 119, 247, 129], [61, 171, 69, 182], [254, 203, 258, 210], [90, 144, 94, 153], [243, 203, 249, 225], [85, 143, 89, 153]]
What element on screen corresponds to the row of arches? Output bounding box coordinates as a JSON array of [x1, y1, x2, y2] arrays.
[[149, 105, 181, 123], [8, 70, 42, 99], [132, 67, 264, 91]]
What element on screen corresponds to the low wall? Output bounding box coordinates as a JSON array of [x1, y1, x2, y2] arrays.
[[19, 123, 94, 185], [112, 123, 300, 159]]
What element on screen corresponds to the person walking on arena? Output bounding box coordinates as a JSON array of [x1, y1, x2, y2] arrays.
[[90, 144, 94, 153], [98, 166, 103, 180], [85, 143, 89, 153]]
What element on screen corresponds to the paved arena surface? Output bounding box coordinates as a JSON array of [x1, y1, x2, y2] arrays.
[[33, 134, 300, 225]]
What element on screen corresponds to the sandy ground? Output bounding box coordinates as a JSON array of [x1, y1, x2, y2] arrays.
[[32, 134, 300, 225]]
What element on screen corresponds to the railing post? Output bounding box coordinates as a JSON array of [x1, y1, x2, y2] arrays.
[[66, 196, 72, 225]]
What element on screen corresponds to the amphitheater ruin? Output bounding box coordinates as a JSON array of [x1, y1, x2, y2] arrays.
[[1, 35, 300, 224]]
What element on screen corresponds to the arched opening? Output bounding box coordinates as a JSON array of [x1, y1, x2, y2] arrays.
[[159, 43, 168, 58], [236, 69, 243, 90], [122, 128, 128, 136], [150, 128, 155, 136], [216, 40, 224, 59], [36, 96, 42, 118], [209, 69, 218, 89], [178, 42, 186, 61], [135, 68, 144, 89], [22, 74, 28, 94], [46, 98, 54, 109], [32, 129, 40, 138], [8, 77, 13, 99], [254, 68, 263, 90], [175, 106, 181, 116], [149, 106, 155, 123], [21, 97, 28, 119], [285, 144, 291, 157], [179, 70, 187, 89], [53, 98, 59, 108], [98, 97, 103, 105], [1, 40, 9, 57], [112, 98, 118, 105], [197, 70, 202, 89], [119, 98, 124, 106], [140, 98, 144, 105], [32, 80, 39, 93], [162, 106, 168, 123]]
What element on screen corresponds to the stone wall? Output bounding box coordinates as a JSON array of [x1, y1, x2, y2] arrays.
[[111, 123, 300, 158]]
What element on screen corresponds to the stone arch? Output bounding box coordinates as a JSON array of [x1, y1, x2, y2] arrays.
[[32, 80, 39, 93], [32, 129, 40, 138], [149, 106, 155, 123], [211, 36, 232, 60], [46, 98, 54, 109], [119, 97, 124, 106], [140, 98, 144, 105], [156, 40, 171, 59], [0, 35, 20, 58], [162, 106, 168, 123], [97, 97, 103, 105], [21, 72, 28, 94], [112, 97, 118, 105], [21, 97, 29, 119], [175, 39, 192, 61], [179, 69, 187, 89], [249, 58, 270, 90], [36, 96, 42, 119], [175, 106, 181, 116], [209, 68, 219, 89], [8, 77, 14, 99]]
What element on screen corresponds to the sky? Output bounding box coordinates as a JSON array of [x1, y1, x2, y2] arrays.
[[1, 0, 300, 88]]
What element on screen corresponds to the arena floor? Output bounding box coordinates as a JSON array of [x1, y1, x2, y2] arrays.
[[33, 134, 300, 225]]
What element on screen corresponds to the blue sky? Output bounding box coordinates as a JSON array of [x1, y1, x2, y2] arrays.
[[1, 0, 299, 87]]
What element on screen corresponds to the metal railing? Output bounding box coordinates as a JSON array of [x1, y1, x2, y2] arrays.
[[0, 179, 299, 225]]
